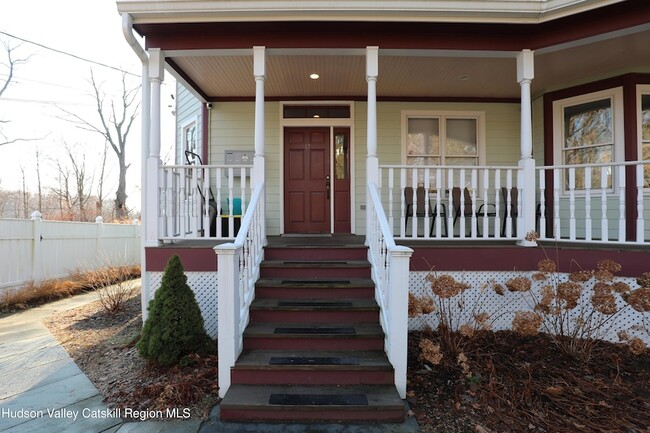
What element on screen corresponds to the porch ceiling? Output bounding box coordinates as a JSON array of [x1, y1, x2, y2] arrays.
[[167, 27, 650, 101]]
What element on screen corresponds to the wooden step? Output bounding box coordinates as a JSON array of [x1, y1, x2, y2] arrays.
[[243, 323, 385, 351], [231, 350, 394, 385], [260, 260, 371, 279], [219, 384, 404, 423], [255, 277, 375, 299], [249, 298, 379, 323], [264, 245, 368, 261]]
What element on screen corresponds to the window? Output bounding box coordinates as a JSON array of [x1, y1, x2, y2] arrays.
[[182, 118, 199, 163], [403, 111, 483, 188], [641, 93, 650, 188], [553, 88, 623, 191]]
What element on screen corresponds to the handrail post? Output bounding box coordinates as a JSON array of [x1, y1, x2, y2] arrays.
[[215, 242, 241, 398], [387, 245, 413, 399]]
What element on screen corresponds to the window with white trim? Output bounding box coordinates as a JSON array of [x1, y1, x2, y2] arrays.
[[182, 118, 199, 163], [403, 111, 484, 188], [553, 88, 624, 191]]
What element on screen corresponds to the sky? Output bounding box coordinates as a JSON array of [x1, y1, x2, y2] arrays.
[[0, 0, 176, 215]]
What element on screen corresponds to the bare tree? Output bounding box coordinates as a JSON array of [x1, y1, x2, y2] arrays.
[[58, 70, 139, 220], [0, 39, 35, 147]]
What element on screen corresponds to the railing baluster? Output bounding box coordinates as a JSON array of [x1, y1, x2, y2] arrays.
[[553, 169, 561, 240], [424, 169, 431, 239], [387, 167, 394, 235], [505, 170, 512, 238], [166, 168, 174, 237], [179, 167, 187, 236], [481, 169, 489, 238], [202, 167, 211, 238], [617, 165, 626, 242], [410, 168, 418, 238], [434, 168, 443, 238], [568, 167, 576, 240], [470, 169, 477, 238], [399, 168, 407, 238], [447, 168, 454, 238], [494, 169, 502, 238], [636, 164, 645, 242], [584, 168, 592, 241], [600, 166, 608, 241], [538, 169, 546, 238]]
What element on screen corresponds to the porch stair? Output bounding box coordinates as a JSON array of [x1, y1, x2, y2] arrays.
[[219, 237, 405, 423]]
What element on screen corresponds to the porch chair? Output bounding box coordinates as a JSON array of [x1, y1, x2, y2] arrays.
[[501, 187, 545, 237], [451, 187, 496, 237], [404, 186, 447, 237]]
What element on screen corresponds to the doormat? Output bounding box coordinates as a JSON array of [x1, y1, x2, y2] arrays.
[[278, 301, 353, 307], [274, 327, 356, 335], [269, 356, 360, 366], [269, 394, 368, 406]]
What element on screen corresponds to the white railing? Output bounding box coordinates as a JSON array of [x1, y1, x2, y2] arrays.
[[380, 165, 524, 240], [0, 213, 140, 291], [158, 164, 253, 240], [537, 160, 649, 244], [367, 182, 413, 399], [215, 182, 266, 398]]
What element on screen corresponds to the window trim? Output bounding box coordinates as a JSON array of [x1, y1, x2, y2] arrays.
[[401, 110, 486, 167], [552, 87, 624, 194], [636, 84, 650, 191]]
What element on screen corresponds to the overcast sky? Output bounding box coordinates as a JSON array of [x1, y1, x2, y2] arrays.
[[0, 0, 176, 214]]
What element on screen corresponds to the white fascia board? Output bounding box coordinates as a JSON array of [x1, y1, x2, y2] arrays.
[[116, 0, 627, 25]]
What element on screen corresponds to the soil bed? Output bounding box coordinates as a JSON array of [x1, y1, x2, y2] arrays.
[[407, 330, 650, 433]]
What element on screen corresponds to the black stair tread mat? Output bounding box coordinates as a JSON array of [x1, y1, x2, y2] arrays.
[[274, 327, 356, 335], [244, 323, 383, 337], [269, 356, 360, 366], [278, 301, 354, 307], [280, 279, 351, 285], [269, 393, 368, 406], [221, 385, 403, 409], [235, 350, 391, 368]]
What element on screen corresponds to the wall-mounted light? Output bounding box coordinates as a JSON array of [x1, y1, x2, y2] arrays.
[[310, 73, 320, 80]]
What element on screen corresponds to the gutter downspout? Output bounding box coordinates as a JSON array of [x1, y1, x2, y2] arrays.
[[122, 13, 152, 321]]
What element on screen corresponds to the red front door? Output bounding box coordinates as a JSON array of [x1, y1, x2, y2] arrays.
[[284, 127, 331, 233]]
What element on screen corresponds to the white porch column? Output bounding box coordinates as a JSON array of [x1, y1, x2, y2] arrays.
[[366, 47, 379, 238], [253, 46, 266, 188], [517, 49, 537, 246], [145, 49, 164, 249]]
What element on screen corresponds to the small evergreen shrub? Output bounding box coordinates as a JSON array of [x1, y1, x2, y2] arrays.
[[137, 255, 214, 366]]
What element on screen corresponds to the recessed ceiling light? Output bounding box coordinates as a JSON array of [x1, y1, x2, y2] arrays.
[[459, 75, 470, 81], [310, 73, 320, 80]]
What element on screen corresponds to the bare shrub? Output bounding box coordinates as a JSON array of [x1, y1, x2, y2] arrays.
[[508, 231, 647, 360], [84, 262, 140, 314]]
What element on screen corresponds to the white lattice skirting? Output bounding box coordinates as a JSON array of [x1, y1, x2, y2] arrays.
[[409, 271, 649, 345], [148, 271, 218, 339], [145, 270, 648, 345]]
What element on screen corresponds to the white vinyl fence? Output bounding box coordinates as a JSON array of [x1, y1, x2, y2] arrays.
[[0, 212, 141, 292]]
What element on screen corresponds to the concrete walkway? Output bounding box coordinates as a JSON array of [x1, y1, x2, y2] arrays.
[[0, 289, 201, 433]]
